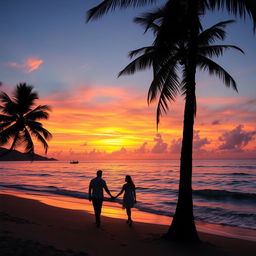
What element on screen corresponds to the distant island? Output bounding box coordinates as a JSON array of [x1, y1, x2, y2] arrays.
[[0, 147, 57, 161]]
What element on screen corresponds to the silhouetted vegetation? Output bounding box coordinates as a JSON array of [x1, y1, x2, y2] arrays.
[[0, 83, 52, 157], [87, 0, 256, 242], [119, 12, 243, 241]]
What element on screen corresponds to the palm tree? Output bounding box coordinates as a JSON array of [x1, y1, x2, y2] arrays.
[[119, 10, 244, 240], [87, 0, 255, 242], [0, 83, 52, 157]]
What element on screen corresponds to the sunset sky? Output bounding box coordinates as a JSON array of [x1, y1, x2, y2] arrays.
[[0, 0, 255, 160]]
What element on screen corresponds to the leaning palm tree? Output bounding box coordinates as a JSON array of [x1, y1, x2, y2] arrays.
[[119, 12, 243, 241], [0, 83, 52, 157], [87, 0, 255, 242]]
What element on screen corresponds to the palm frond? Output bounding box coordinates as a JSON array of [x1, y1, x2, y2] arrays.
[[118, 50, 155, 77], [29, 128, 49, 153], [135, 17, 160, 34], [26, 121, 52, 140], [0, 121, 14, 131], [0, 92, 17, 115], [156, 72, 180, 128], [9, 132, 22, 151], [0, 92, 13, 104], [87, 0, 156, 21], [198, 20, 235, 45], [14, 83, 38, 114], [128, 46, 154, 58], [134, 8, 164, 34], [198, 44, 244, 58], [0, 123, 19, 145], [25, 105, 51, 121], [148, 58, 180, 104], [207, 0, 256, 30], [197, 55, 238, 91], [23, 128, 34, 154], [0, 114, 15, 122]]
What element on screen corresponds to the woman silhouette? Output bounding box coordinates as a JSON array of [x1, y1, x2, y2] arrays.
[[115, 175, 136, 226]]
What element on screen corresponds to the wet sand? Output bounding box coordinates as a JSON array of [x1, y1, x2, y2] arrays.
[[1, 193, 256, 256]]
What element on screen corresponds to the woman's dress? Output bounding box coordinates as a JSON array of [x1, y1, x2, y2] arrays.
[[123, 183, 135, 208]]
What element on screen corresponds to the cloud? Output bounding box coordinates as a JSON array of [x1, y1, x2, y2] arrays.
[[134, 142, 148, 154], [25, 58, 43, 72], [170, 138, 182, 153], [6, 57, 43, 72], [111, 146, 127, 157], [193, 131, 211, 151], [38, 86, 256, 160], [212, 120, 220, 125], [151, 134, 168, 153], [170, 131, 210, 153], [218, 125, 256, 151]]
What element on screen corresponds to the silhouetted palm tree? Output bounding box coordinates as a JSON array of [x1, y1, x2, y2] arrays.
[[119, 12, 243, 240], [0, 83, 52, 157], [87, 0, 256, 27], [87, 0, 255, 242]]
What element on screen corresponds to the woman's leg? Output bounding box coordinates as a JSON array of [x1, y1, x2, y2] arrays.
[[126, 207, 133, 226], [126, 207, 131, 219]]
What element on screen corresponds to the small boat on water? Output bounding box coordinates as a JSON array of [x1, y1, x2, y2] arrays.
[[70, 160, 79, 164]]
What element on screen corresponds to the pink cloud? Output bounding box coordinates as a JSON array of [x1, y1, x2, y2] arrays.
[[6, 57, 43, 72], [151, 134, 168, 153], [25, 58, 43, 72], [37, 85, 256, 160], [7, 62, 23, 69], [134, 142, 148, 154], [170, 138, 182, 153], [169, 131, 210, 154], [218, 125, 256, 151], [193, 131, 211, 151]]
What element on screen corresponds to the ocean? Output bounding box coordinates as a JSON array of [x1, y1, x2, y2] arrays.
[[1, 159, 256, 231]]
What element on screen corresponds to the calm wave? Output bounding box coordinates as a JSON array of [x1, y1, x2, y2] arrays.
[[0, 159, 256, 230]]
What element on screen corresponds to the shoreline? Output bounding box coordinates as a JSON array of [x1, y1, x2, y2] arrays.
[[1, 189, 256, 242], [1, 193, 256, 256]]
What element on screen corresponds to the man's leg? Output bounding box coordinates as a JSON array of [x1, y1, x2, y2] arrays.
[[92, 198, 103, 227]]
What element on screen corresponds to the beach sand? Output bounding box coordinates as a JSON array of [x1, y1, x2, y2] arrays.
[[1, 193, 256, 256]]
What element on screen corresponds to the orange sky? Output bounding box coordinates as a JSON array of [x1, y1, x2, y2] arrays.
[[26, 85, 255, 160], [1, 1, 256, 161]]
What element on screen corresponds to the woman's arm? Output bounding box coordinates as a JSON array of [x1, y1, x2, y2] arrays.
[[133, 187, 136, 203], [115, 185, 125, 198]]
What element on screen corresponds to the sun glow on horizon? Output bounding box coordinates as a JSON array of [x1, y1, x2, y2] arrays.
[[26, 87, 255, 160], [2, 85, 255, 160]]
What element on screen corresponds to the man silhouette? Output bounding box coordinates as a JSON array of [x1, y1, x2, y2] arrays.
[[89, 170, 113, 227]]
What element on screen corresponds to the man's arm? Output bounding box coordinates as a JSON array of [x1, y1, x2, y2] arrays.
[[103, 182, 114, 198], [88, 181, 92, 201]]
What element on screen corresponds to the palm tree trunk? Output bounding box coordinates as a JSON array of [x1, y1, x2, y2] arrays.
[[0, 133, 19, 157], [165, 1, 200, 242], [165, 81, 199, 242]]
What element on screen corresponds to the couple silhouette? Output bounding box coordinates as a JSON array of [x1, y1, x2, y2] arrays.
[[89, 170, 136, 228]]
